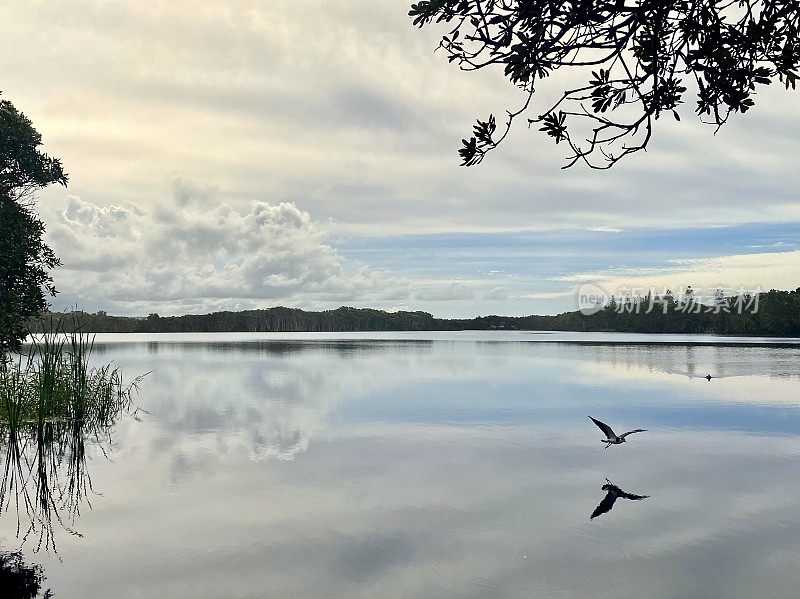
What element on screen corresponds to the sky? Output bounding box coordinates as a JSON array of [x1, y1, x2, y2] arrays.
[[2, 0, 799, 317]]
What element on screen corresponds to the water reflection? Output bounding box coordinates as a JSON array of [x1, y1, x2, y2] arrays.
[[98, 335, 800, 473], [6, 333, 800, 598], [664, 367, 750, 380], [0, 549, 51, 598], [590, 479, 650, 520], [0, 394, 139, 552]]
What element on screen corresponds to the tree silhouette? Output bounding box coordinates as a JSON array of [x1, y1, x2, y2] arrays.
[[28, 289, 800, 335], [1, 93, 67, 355], [409, 1, 800, 169]]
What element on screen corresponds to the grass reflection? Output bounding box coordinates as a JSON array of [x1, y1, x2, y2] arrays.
[[0, 330, 145, 552]]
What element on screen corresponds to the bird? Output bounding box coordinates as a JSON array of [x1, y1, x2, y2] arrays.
[[589, 416, 647, 448], [590, 478, 649, 519]]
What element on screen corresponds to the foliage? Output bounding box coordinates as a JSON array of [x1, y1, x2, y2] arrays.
[[1, 201, 60, 355], [0, 326, 145, 551], [30, 288, 800, 336], [541, 287, 800, 335], [32, 306, 444, 334], [1, 92, 67, 356], [409, 0, 800, 168], [0, 95, 67, 199]]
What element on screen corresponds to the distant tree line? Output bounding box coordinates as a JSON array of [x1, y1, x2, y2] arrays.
[[29, 288, 800, 337]]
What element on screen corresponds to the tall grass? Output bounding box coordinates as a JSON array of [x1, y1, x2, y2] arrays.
[[0, 325, 145, 552], [1, 329, 142, 426]]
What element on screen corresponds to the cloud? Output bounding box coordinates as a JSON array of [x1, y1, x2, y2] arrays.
[[585, 226, 623, 234], [3, 0, 799, 238], [559, 250, 800, 297], [45, 184, 534, 315], [3, 1, 799, 317], [414, 281, 475, 301], [482, 287, 509, 301], [44, 185, 407, 314], [515, 291, 574, 300]]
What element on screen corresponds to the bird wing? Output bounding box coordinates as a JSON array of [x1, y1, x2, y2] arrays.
[[619, 429, 647, 439], [589, 417, 616, 438], [590, 491, 617, 519], [619, 491, 649, 501]]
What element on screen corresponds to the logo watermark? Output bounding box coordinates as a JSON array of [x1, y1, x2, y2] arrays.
[[578, 283, 609, 315], [575, 285, 762, 315]]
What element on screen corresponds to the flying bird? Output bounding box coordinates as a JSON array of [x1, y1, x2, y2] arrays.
[[589, 416, 647, 448], [590, 478, 649, 520]]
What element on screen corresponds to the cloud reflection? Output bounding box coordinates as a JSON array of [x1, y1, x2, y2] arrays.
[[20, 335, 799, 598]]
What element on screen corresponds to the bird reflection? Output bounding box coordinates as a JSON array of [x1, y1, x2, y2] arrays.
[[590, 478, 649, 520]]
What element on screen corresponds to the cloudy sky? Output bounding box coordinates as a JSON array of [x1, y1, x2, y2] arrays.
[[2, 0, 799, 317]]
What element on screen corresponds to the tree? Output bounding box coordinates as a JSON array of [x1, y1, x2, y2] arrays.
[[1, 92, 67, 355], [0, 202, 60, 354], [409, 1, 800, 169]]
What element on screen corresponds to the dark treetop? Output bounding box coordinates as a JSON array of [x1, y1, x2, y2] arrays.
[[0, 96, 67, 199], [0, 93, 67, 355], [410, 0, 800, 168]]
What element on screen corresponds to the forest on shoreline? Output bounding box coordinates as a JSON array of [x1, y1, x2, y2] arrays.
[[29, 288, 800, 337]]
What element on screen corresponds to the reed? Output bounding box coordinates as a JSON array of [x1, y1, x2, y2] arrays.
[[0, 323, 145, 551], [0, 326, 142, 426]]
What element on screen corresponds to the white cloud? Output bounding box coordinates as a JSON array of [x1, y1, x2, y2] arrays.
[[585, 226, 623, 234], [3, 0, 799, 237], [44, 186, 407, 314], [560, 250, 800, 296], [43, 183, 525, 315], [482, 287, 509, 301], [3, 1, 799, 316], [414, 281, 475, 301], [515, 291, 574, 300]]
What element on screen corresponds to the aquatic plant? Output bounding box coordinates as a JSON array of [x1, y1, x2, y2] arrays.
[[0, 327, 145, 551]]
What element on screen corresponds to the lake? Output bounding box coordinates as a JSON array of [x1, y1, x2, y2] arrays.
[[3, 331, 800, 598]]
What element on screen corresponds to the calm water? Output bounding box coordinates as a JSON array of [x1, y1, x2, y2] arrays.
[[3, 331, 800, 598]]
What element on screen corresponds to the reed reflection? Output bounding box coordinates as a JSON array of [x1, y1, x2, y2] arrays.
[[0, 332, 145, 552]]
